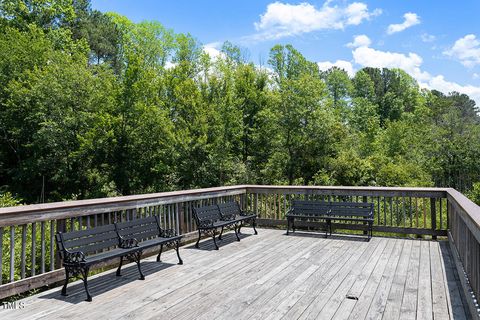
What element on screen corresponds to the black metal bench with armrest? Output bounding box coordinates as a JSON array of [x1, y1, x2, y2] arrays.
[[286, 200, 331, 236], [328, 202, 374, 239], [55, 216, 183, 301], [217, 201, 257, 238], [286, 200, 374, 239], [193, 204, 241, 250], [115, 216, 183, 269], [55, 224, 144, 302]]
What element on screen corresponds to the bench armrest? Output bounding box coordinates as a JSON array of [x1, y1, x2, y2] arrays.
[[160, 228, 178, 238], [64, 250, 86, 264], [119, 237, 139, 249]]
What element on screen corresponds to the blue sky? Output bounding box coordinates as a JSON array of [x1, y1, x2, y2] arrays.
[[92, 0, 480, 103]]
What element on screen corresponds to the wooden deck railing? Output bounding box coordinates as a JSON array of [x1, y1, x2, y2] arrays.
[[0, 185, 478, 314], [0, 185, 248, 299]]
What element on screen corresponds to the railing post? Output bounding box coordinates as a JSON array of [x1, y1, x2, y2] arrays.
[[431, 198, 437, 240], [55, 219, 66, 268], [178, 203, 184, 235]]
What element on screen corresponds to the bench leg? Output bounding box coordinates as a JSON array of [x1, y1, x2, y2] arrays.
[[175, 240, 183, 265], [212, 229, 219, 250], [116, 256, 124, 276], [219, 226, 224, 240], [156, 244, 164, 262], [292, 219, 296, 233], [252, 219, 258, 235], [134, 251, 145, 280], [286, 218, 290, 235], [238, 222, 243, 234], [195, 229, 202, 248], [61, 268, 70, 296], [234, 224, 240, 241], [80, 266, 92, 302]]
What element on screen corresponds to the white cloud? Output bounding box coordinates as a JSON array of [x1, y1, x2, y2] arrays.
[[349, 38, 480, 105], [421, 33, 436, 43], [252, 1, 381, 40], [203, 42, 224, 60], [352, 46, 427, 80], [346, 34, 371, 48], [473, 73, 480, 80], [317, 60, 355, 77], [422, 75, 480, 106], [444, 34, 480, 68], [387, 12, 420, 35]]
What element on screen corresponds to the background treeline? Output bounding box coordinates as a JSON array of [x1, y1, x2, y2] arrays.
[[1, 0, 480, 205]]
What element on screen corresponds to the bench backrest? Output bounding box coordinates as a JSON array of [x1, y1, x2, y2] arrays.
[[217, 202, 241, 220], [55, 224, 119, 259], [329, 202, 374, 218], [115, 216, 161, 242], [193, 204, 221, 227], [289, 200, 331, 216]]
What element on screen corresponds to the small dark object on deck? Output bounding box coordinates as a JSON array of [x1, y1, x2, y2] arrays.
[[346, 295, 359, 300], [286, 200, 374, 239], [55, 216, 183, 302], [193, 201, 257, 250]]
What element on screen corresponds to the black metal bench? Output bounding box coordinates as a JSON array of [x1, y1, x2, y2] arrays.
[[286, 200, 374, 239], [286, 200, 331, 236], [193, 202, 257, 250], [217, 202, 257, 237], [328, 202, 374, 238], [115, 216, 183, 268], [55, 217, 183, 301]]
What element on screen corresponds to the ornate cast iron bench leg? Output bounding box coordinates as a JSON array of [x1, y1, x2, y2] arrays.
[[195, 229, 202, 248], [218, 226, 224, 240], [252, 218, 258, 235], [116, 256, 124, 276], [157, 244, 164, 262], [234, 224, 240, 241], [80, 266, 92, 302], [134, 251, 145, 280], [176, 240, 183, 264], [61, 268, 70, 296], [212, 229, 219, 250]]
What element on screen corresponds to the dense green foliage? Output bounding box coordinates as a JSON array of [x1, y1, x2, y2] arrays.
[[1, 0, 480, 205]]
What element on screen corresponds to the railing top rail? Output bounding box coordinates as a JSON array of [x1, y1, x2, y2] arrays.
[[245, 185, 451, 192], [245, 185, 450, 198], [0, 185, 248, 227], [2, 185, 477, 228], [447, 188, 480, 235]]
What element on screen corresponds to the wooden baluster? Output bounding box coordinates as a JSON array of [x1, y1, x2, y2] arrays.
[[430, 198, 437, 240], [10, 226, 15, 282], [41, 221, 45, 274], [21, 225, 26, 279], [31, 222, 36, 276], [50, 221, 55, 271]]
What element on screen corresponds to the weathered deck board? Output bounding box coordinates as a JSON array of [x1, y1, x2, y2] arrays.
[[0, 229, 468, 320]]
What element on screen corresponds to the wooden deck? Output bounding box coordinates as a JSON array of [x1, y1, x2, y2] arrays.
[[0, 229, 469, 320]]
